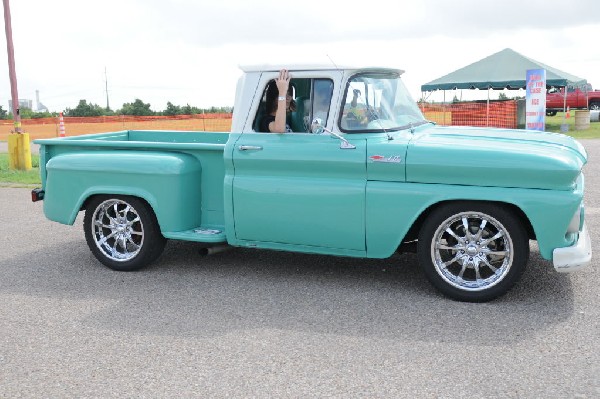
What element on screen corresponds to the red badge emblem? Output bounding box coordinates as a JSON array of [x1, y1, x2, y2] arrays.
[[369, 155, 402, 163]]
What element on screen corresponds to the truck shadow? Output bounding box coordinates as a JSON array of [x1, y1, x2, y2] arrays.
[[0, 237, 576, 345]]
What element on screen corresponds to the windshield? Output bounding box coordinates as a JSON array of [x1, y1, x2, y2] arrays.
[[339, 72, 425, 133]]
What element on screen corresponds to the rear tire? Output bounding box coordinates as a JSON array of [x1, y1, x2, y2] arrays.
[[589, 102, 600, 111], [546, 110, 557, 116], [84, 195, 166, 271], [417, 202, 528, 302]]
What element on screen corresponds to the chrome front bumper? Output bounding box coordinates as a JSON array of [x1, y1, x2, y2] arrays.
[[553, 223, 592, 272]]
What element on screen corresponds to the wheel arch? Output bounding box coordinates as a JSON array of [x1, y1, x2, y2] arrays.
[[77, 188, 160, 227], [81, 190, 157, 216], [402, 200, 536, 247], [81, 191, 159, 225]]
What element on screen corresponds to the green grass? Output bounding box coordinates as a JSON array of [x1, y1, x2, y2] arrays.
[[0, 153, 41, 185], [545, 112, 600, 139]]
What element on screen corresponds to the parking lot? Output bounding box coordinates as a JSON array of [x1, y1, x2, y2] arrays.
[[0, 140, 599, 398]]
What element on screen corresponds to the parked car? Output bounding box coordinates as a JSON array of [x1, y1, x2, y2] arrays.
[[546, 83, 600, 116]]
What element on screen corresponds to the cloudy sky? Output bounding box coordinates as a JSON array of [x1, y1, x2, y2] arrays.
[[1, 0, 599, 112]]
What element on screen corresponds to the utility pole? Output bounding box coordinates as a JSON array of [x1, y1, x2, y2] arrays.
[[3, 0, 31, 170], [3, 0, 19, 132], [105, 67, 110, 110]]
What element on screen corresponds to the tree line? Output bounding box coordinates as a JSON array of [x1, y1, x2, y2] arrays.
[[0, 99, 233, 119]]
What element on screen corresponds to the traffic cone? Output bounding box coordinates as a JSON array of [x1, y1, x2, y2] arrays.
[[566, 106, 570, 119], [58, 112, 66, 137]]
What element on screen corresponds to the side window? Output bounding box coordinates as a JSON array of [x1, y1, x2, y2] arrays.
[[312, 79, 334, 128], [294, 78, 334, 132], [252, 77, 334, 133]]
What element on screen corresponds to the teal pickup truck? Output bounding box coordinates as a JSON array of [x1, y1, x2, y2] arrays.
[[32, 65, 592, 302]]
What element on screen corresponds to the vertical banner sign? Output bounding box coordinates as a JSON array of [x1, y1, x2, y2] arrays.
[[526, 69, 546, 131]]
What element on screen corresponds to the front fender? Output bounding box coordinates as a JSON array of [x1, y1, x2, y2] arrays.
[[366, 181, 582, 260], [43, 151, 202, 232]]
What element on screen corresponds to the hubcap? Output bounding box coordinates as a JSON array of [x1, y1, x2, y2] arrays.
[[431, 212, 513, 291], [91, 199, 144, 262]]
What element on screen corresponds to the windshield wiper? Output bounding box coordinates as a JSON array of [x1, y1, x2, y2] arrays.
[[396, 120, 430, 133]]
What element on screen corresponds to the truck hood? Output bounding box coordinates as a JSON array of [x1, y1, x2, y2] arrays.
[[405, 125, 587, 190]]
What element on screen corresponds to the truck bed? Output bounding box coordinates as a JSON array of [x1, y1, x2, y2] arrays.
[[35, 130, 230, 243], [36, 130, 229, 148]]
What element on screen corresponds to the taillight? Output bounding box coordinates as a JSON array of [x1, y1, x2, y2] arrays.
[[31, 188, 44, 202]]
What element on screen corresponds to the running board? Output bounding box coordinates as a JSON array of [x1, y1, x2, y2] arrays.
[[162, 227, 227, 243]]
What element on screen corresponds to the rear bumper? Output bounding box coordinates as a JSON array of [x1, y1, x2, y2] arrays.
[[553, 223, 592, 272]]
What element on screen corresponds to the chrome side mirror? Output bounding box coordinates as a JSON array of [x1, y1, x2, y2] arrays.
[[311, 118, 356, 149], [310, 118, 325, 134]]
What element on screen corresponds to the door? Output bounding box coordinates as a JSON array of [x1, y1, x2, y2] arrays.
[[231, 132, 366, 251], [546, 87, 563, 109]]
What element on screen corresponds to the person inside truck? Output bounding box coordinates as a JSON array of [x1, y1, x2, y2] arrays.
[[259, 69, 296, 133], [342, 88, 368, 129]]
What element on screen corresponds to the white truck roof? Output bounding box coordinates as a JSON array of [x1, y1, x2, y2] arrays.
[[239, 64, 404, 75]]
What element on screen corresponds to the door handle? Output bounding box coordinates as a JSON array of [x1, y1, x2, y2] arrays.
[[238, 145, 263, 151]]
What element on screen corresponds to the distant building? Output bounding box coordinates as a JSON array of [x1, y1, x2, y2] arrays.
[[6, 92, 49, 113], [8, 99, 32, 111]]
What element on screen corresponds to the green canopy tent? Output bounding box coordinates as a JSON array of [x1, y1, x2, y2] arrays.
[[421, 48, 586, 91], [421, 48, 587, 124]]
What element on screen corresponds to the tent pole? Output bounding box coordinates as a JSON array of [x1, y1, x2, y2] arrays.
[[563, 86, 568, 124], [486, 87, 490, 127], [443, 90, 446, 125], [585, 84, 589, 108]]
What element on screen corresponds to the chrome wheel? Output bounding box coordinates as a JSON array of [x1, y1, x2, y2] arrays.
[[91, 199, 144, 262], [430, 211, 513, 292]]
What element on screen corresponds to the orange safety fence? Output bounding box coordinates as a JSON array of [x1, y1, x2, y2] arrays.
[[421, 100, 519, 129], [1, 102, 521, 141], [0, 113, 233, 141]]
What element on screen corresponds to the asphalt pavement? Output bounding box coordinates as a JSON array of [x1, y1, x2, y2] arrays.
[[0, 140, 599, 398]]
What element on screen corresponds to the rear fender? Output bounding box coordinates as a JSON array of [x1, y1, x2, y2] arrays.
[[43, 151, 203, 232]]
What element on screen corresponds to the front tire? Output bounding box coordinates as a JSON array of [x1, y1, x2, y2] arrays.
[[418, 202, 528, 302], [84, 195, 166, 271], [589, 102, 600, 111]]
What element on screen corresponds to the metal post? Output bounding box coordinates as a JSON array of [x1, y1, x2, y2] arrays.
[[3, 0, 20, 133], [443, 90, 446, 126], [3, 0, 31, 170], [486, 87, 490, 127], [563, 86, 568, 119]]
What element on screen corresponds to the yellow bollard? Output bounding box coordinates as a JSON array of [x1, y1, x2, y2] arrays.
[[7, 133, 18, 169], [7, 132, 32, 171]]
